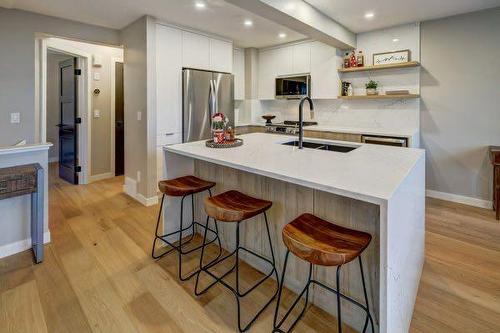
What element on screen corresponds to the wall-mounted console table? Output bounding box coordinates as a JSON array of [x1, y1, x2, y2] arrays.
[[0, 163, 44, 263]]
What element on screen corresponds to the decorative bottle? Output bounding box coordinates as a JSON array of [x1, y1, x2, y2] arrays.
[[356, 51, 364, 67], [343, 52, 350, 68], [349, 51, 357, 67]]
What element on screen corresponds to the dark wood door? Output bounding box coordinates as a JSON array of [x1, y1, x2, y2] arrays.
[[115, 62, 124, 176], [58, 58, 79, 184]]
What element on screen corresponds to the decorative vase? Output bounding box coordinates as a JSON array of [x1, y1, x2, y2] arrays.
[[366, 88, 378, 96]]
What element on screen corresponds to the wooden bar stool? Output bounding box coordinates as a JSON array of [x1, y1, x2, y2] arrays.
[[273, 213, 375, 333], [152, 175, 222, 281], [194, 190, 279, 332]]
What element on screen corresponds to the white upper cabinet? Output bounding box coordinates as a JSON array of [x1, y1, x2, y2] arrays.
[[233, 48, 245, 100], [274, 47, 293, 76], [210, 38, 233, 73], [258, 49, 276, 100], [310, 41, 340, 99], [182, 31, 210, 70], [156, 24, 182, 138], [292, 42, 311, 74]]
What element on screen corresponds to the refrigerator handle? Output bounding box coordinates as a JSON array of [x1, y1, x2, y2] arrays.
[[209, 79, 217, 118], [213, 78, 219, 115]]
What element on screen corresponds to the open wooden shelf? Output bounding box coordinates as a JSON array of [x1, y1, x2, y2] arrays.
[[338, 94, 420, 100], [338, 61, 420, 73]]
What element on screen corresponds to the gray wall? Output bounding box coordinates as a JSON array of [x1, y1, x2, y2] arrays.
[[121, 16, 157, 199], [0, 8, 120, 146], [421, 7, 500, 202]]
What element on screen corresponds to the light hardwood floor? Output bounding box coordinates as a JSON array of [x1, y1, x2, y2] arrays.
[[1, 164, 499, 333]]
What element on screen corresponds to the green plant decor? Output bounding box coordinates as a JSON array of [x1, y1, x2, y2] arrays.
[[365, 80, 378, 89]]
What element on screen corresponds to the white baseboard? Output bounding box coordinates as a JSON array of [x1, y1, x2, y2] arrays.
[[88, 172, 114, 183], [426, 190, 492, 209], [0, 231, 51, 259], [123, 176, 158, 207]]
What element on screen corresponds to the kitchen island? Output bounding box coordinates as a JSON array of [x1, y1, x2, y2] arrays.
[[162, 133, 425, 333]]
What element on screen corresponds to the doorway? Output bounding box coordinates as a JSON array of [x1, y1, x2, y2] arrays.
[[114, 62, 124, 176]]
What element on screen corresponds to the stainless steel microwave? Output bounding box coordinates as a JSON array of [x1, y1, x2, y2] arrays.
[[275, 74, 311, 99]]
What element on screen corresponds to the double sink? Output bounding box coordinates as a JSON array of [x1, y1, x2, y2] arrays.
[[282, 140, 359, 153]]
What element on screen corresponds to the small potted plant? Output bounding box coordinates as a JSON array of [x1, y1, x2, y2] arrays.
[[365, 80, 379, 95]]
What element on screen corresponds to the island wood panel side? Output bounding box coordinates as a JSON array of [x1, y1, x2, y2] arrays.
[[194, 160, 380, 331], [235, 126, 266, 135], [303, 130, 362, 143]]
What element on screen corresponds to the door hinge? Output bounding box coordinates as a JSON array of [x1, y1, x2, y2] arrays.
[[75, 117, 82, 124], [75, 166, 82, 173], [75, 69, 82, 76]]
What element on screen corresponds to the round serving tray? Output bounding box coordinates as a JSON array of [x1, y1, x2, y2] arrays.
[[205, 138, 243, 148]]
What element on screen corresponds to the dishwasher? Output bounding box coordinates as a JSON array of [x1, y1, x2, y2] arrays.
[[361, 135, 408, 147]]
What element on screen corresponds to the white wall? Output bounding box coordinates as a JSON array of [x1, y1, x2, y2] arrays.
[[0, 8, 120, 146], [421, 8, 500, 204]]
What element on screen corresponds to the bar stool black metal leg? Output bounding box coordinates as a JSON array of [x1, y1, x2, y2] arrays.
[[264, 212, 279, 282], [359, 256, 375, 333], [273, 250, 313, 333], [152, 194, 176, 259], [336, 265, 343, 333]]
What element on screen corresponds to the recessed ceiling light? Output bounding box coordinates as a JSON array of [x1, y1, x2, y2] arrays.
[[392, 38, 400, 42], [195, 2, 206, 9], [279, 33, 287, 38], [364, 12, 374, 19], [244, 19, 253, 27]]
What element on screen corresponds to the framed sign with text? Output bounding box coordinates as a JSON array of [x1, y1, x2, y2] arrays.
[[373, 49, 410, 66]]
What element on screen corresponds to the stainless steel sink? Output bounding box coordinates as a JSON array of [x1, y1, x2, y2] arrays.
[[282, 140, 359, 153]]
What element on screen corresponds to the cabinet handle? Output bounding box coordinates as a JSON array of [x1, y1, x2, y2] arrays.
[[165, 132, 175, 136]]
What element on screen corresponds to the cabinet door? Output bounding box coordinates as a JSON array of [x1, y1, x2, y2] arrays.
[[182, 31, 210, 70], [156, 25, 182, 137], [275, 46, 293, 76], [258, 49, 276, 100], [210, 38, 233, 73], [292, 42, 311, 74], [310, 41, 340, 99], [233, 48, 245, 100]]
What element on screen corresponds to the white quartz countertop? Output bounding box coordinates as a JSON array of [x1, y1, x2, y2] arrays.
[[164, 133, 425, 204], [236, 123, 418, 138]]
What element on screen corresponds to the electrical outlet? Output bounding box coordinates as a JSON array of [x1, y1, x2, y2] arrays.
[[137, 171, 141, 183], [93, 72, 101, 81], [93, 110, 101, 118], [10, 113, 20, 124]]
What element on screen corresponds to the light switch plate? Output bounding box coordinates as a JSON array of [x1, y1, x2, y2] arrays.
[[137, 111, 142, 121], [93, 110, 101, 118], [93, 72, 100, 81], [10, 113, 20, 124]]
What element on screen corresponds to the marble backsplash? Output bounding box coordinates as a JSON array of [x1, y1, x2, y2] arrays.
[[250, 98, 419, 131]]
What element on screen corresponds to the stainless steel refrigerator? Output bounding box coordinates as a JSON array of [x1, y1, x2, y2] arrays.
[[182, 68, 234, 142]]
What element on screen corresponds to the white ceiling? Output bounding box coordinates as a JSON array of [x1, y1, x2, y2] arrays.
[[0, 0, 306, 48], [306, 0, 500, 33]]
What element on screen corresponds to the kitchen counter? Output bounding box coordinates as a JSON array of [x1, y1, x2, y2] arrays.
[[162, 133, 425, 333], [165, 133, 423, 203]]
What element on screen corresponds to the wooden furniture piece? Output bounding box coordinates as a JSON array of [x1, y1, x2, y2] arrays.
[[195, 190, 278, 332], [152, 175, 220, 281], [0, 163, 44, 263], [490, 146, 500, 220], [274, 213, 375, 333]]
